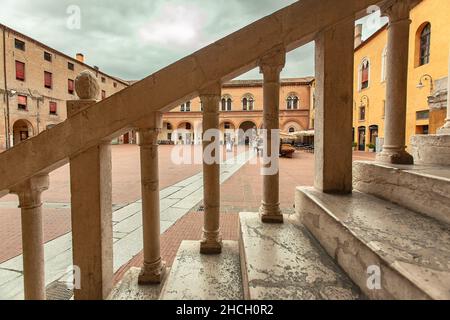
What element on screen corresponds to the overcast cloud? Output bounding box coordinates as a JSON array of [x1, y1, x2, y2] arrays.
[[0, 0, 386, 81]]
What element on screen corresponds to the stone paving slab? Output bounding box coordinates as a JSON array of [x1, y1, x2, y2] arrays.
[[239, 212, 363, 300], [160, 241, 243, 300]]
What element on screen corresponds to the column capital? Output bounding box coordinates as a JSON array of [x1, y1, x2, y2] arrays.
[[10, 174, 49, 209], [259, 47, 286, 81], [200, 82, 221, 113], [381, 0, 418, 24]]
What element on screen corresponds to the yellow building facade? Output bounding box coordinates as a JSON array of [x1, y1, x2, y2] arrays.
[[353, 0, 450, 151]]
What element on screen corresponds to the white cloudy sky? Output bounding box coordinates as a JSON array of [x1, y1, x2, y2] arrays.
[[0, 0, 387, 81]]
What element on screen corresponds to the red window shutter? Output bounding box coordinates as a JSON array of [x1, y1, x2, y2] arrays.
[[16, 61, 25, 80], [44, 72, 52, 88], [68, 79, 74, 93], [49, 102, 57, 114], [18, 95, 27, 105], [362, 68, 369, 83]]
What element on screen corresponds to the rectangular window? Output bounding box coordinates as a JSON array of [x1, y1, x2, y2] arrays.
[[101, 90, 106, 100], [44, 51, 52, 62], [15, 39, 25, 51], [16, 61, 25, 81], [49, 101, 57, 115], [101, 77, 106, 83], [359, 106, 366, 121], [44, 72, 53, 89], [68, 79, 75, 94], [416, 110, 430, 120], [18, 95, 27, 110], [68, 62, 74, 70], [113, 82, 117, 88]]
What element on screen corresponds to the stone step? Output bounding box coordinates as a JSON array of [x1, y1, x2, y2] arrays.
[[108, 267, 169, 300], [159, 241, 243, 300], [295, 187, 450, 300], [353, 161, 450, 225], [239, 212, 364, 300]]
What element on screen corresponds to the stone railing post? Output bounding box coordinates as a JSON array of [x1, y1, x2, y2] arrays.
[[136, 113, 166, 284], [314, 18, 355, 193], [376, 0, 415, 164], [199, 83, 223, 254], [68, 71, 113, 300], [11, 174, 49, 300], [259, 47, 285, 223]]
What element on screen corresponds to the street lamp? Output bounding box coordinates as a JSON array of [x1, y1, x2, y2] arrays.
[[417, 74, 434, 95]]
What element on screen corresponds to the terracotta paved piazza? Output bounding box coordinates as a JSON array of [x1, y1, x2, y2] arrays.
[[0, 145, 375, 277]]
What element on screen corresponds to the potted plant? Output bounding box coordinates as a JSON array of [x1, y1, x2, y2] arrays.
[[352, 142, 358, 151], [366, 143, 376, 152]]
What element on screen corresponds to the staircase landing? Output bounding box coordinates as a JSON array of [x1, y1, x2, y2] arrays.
[[160, 241, 243, 300], [239, 212, 364, 300]]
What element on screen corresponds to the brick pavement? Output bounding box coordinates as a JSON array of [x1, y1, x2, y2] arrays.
[[115, 151, 376, 283]]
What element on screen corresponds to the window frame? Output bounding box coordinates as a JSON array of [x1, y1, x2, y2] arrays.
[[44, 51, 52, 62], [15, 61, 26, 81], [17, 95, 28, 110], [15, 39, 25, 51], [44, 71, 53, 89], [49, 101, 58, 115], [419, 23, 431, 66]]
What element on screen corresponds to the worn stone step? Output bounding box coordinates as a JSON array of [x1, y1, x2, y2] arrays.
[[295, 186, 450, 300], [353, 161, 450, 225], [239, 212, 364, 300], [108, 267, 169, 300], [159, 241, 243, 300]]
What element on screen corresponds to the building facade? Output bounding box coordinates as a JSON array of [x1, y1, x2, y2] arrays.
[[0, 24, 129, 150], [353, 0, 450, 151], [159, 78, 314, 145]]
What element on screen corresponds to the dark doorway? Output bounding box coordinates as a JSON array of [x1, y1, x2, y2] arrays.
[[358, 127, 366, 151]]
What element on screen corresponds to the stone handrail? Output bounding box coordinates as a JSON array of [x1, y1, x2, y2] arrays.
[[0, 0, 383, 194]]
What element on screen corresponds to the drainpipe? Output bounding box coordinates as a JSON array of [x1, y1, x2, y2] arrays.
[[2, 27, 10, 149]]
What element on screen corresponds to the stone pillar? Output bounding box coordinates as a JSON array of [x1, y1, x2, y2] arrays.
[[314, 18, 355, 193], [137, 113, 166, 283], [69, 71, 113, 300], [11, 174, 49, 300], [438, 48, 450, 134], [200, 83, 223, 254], [259, 48, 285, 223], [376, 0, 415, 164]]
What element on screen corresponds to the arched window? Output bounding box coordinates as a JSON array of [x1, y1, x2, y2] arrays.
[[221, 98, 226, 111], [227, 98, 232, 111], [242, 94, 254, 111], [419, 23, 431, 66], [289, 127, 295, 133], [381, 47, 387, 82], [360, 59, 370, 90], [286, 94, 299, 110], [248, 97, 254, 111]]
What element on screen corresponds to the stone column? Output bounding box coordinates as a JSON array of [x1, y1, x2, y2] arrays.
[[11, 174, 49, 300], [376, 0, 415, 164], [438, 48, 450, 134], [137, 113, 166, 283], [314, 18, 355, 193], [259, 48, 285, 223], [200, 83, 223, 254], [69, 71, 113, 300]]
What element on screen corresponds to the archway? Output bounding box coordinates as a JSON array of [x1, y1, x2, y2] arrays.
[[220, 121, 236, 144], [238, 121, 257, 145], [13, 119, 34, 146], [358, 126, 366, 151], [176, 122, 194, 145]]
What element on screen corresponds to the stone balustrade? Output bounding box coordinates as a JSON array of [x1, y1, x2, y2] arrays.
[[0, 0, 423, 300]]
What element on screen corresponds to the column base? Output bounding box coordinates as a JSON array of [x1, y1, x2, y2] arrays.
[[138, 259, 166, 285], [376, 148, 414, 165], [200, 232, 223, 255], [260, 203, 284, 224]]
